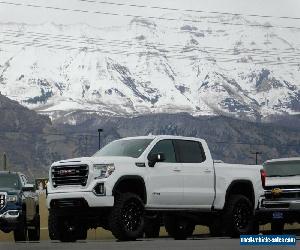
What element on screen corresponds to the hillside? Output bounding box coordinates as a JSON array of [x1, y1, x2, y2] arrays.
[[0, 95, 299, 178], [0, 14, 299, 123]]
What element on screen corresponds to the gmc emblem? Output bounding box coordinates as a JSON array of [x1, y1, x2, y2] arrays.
[[59, 169, 76, 176]]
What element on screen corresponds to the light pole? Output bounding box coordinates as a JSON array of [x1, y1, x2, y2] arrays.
[[98, 129, 103, 150], [251, 151, 262, 165], [3, 153, 7, 170]]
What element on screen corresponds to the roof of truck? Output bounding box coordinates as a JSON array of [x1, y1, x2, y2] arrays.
[[118, 135, 206, 142]]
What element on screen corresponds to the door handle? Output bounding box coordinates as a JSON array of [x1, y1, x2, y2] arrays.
[[173, 168, 181, 172], [204, 169, 212, 173]]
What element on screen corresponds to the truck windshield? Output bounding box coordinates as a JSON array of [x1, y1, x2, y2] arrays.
[[0, 174, 21, 190], [93, 139, 153, 158], [263, 161, 300, 177]]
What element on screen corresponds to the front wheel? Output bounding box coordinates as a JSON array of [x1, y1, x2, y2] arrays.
[[28, 214, 40, 241], [222, 194, 254, 237], [48, 210, 59, 240], [109, 192, 144, 241], [14, 215, 27, 242]]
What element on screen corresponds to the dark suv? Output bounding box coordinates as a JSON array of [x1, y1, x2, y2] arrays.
[[0, 171, 40, 241]]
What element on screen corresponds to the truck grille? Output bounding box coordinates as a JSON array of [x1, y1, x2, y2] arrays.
[[51, 165, 89, 187], [0, 193, 6, 210], [265, 186, 300, 200]]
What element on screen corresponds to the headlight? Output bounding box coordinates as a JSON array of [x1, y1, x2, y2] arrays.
[[7, 195, 18, 203], [93, 164, 115, 179]]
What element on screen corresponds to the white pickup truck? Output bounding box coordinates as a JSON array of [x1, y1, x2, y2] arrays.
[[258, 157, 300, 234], [46, 135, 264, 241]]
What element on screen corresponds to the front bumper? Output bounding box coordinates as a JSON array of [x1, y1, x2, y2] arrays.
[[0, 210, 20, 222], [0, 208, 21, 232], [47, 191, 114, 209]]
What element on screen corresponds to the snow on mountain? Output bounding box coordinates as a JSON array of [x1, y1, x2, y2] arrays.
[[0, 13, 300, 123]]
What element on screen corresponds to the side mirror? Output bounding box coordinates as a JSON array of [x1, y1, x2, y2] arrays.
[[148, 153, 166, 167], [22, 184, 35, 192]]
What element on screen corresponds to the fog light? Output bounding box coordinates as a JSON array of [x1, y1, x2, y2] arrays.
[[8, 210, 19, 216], [93, 183, 105, 196]]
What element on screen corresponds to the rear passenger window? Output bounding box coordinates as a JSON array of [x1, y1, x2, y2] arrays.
[[149, 140, 176, 163], [175, 140, 206, 163]]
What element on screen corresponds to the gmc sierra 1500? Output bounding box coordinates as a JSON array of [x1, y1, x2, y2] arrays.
[[46, 135, 263, 241]]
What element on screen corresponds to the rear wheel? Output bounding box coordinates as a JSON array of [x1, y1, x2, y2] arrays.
[[271, 221, 284, 234], [14, 214, 27, 242], [28, 214, 40, 241], [109, 192, 144, 241], [222, 194, 254, 237], [164, 215, 195, 240]]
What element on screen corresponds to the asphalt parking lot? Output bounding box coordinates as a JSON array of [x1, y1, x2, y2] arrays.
[[0, 236, 299, 250]]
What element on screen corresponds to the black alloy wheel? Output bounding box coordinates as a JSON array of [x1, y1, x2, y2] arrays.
[[110, 192, 145, 241], [232, 200, 252, 230], [222, 194, 254, 237], [122, 200, 144, 232]]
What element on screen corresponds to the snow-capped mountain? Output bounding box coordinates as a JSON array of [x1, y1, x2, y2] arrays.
[[0, 13, 300, 123]]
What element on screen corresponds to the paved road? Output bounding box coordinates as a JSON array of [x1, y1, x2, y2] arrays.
[[0, 237, 299, 250]]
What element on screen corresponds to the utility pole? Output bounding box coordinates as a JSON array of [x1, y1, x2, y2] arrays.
[[84, 135, 88, 156], [98, 129, 103, 150], [251, 151, 262, 165], [3, 153, 7, 170]]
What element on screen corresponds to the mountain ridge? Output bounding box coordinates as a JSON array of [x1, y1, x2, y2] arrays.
[[0, 14, 299, 123]]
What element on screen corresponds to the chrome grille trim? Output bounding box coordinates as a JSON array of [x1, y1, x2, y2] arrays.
[[0, 192, 6, 210], [51, 165, 89, 187]]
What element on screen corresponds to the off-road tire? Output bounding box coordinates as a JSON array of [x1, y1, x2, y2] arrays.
[[222, 194, 254, 237], [28, 214, 40, 241], [271, 221, 284, 234], [48, 210, 59, 240], [14, 214, 27, 242], [164, 215, 195, 240], [109, 192, 144, 241]]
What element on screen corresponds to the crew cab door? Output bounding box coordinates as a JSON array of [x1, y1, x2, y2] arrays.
[[173, 140, 215, 208], [146, 139, 183, 207]]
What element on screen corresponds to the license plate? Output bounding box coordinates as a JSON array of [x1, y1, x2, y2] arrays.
[[272, 211, 283, 219]]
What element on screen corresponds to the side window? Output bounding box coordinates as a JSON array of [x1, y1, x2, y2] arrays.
[[149, 140, 176, 163], [175, 140, 206, 163], [20, 175, 27, 185]]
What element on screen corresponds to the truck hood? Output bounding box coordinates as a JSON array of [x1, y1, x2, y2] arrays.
[[53, 156, 138, 166], [0, 189, 20, 195], [266, 175, 300, 187]]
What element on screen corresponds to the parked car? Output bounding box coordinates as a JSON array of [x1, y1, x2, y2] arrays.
[[46, 135, 263, 241], [258, 157, 300, 234], [0, 171, 40, 241]]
